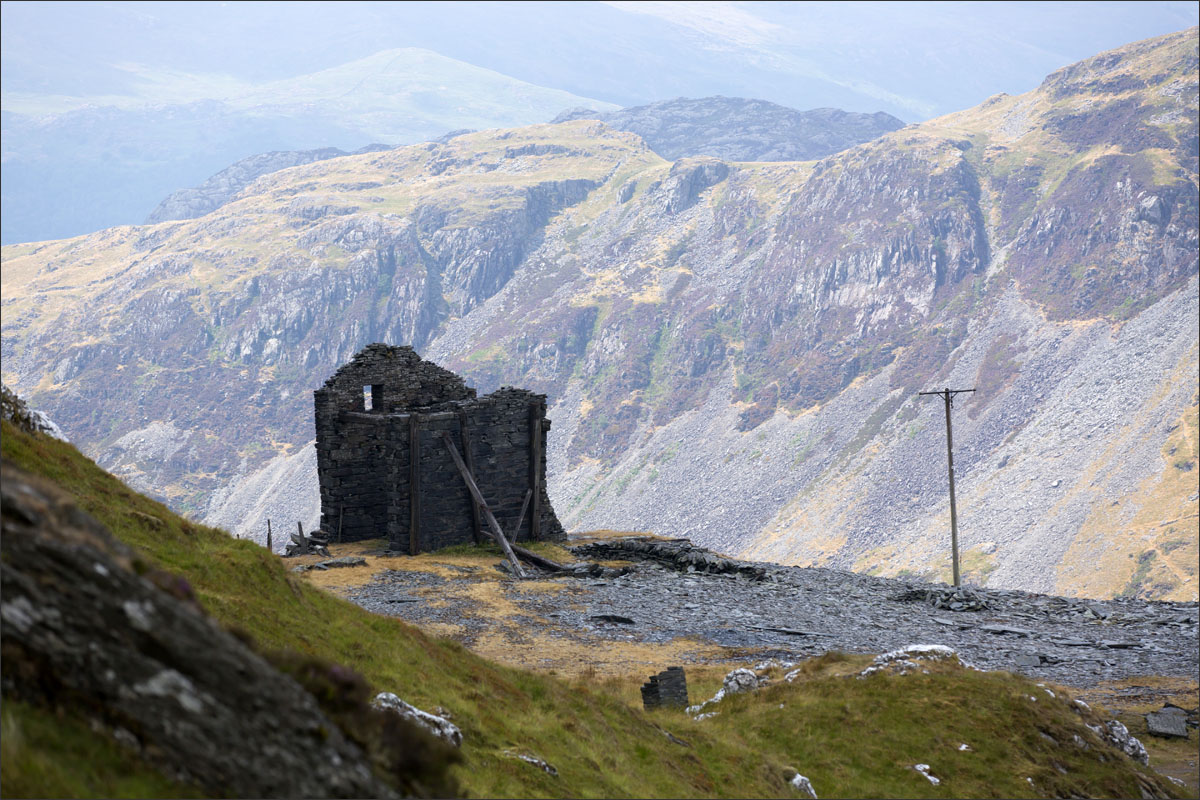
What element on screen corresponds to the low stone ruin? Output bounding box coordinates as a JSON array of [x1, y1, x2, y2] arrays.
[[640, 667, 689, 710]]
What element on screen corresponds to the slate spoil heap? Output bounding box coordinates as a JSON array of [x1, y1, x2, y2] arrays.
[[350, 536, 1200, 688]]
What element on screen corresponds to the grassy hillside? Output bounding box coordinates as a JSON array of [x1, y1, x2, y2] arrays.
[[0, 420, 1187, 799]]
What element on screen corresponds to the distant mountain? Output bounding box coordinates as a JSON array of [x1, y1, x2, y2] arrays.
[[2, 29, 1196, 602], [147, 97, 900, 225], [146, 144, 392, 224], [553, 97, 905, 161], [0, 48, 617, 244]]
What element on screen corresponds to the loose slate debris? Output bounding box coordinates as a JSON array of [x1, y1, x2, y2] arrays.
[[347, 535, 1199, 687], [927, 586, 991, 612], [1145, 708, 1190, 739], [291, 556, 368, 573], [573, 537, 770, 580], [285, 528, 330, 558]]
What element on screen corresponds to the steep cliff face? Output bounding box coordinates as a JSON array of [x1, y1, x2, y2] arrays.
[[2, 30, 1196, 599], [1, 123, 649, 513]]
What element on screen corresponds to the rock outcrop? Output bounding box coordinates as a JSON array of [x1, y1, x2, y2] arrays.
[[552, 96, 905, 161], [146, 144, 394, 223], [0, 460, 446, 798]]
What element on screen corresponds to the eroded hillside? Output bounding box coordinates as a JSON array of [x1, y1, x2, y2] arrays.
[[2, 29, 1197, 600]]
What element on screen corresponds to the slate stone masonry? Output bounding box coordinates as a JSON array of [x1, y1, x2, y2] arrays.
[[314, 343, 564, 552], [641, 667, 689, 710]]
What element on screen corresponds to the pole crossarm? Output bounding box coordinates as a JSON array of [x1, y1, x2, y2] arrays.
[[918, 386, 976, 587], [918, 387, 976, 408]]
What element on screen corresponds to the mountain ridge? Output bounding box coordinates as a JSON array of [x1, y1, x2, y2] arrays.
[[551, 96, 905, 161], [1, 28, 1196, 601]]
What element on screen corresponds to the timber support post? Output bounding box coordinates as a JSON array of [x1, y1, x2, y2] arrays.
[[529, 404, 543, 540], [918, 386, 975, 587], [266, 518, 272, 552], [409, 414, 421, 556]]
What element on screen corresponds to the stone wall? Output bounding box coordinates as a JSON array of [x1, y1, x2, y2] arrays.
[[314, 343, 564, 551], [640, 667, 689, 709]]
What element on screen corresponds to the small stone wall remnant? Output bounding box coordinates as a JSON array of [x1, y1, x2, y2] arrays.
[[641, 666, 689, 710], [314, 343, 564, 552]]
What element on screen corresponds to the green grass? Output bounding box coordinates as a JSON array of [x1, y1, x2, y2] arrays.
[[683, 656, 1180, 800], [0, 420, 1185, 799], [0, 700, 204, 799]]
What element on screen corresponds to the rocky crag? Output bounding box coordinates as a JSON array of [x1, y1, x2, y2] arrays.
[[2, 29, 1197, 600], [144, 96, 900, 227], [552, 96, 905, 161], [146, 144, 392, 224]]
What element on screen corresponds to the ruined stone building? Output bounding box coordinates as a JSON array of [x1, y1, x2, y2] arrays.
[[314, 344, 565, 553]]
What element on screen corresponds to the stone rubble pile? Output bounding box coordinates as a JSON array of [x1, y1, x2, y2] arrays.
[[285, 529, 330, 557], [573, 537, 769, 580]]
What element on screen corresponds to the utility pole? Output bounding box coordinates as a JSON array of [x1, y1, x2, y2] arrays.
[[918, 387, 975, 587]]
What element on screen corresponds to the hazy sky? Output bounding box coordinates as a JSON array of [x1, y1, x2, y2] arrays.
[[3, 1, 1195, 119], [2, 1, 1195, 244]]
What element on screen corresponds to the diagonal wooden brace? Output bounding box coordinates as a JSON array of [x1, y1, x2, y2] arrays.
[[436, 432, 526, 579]]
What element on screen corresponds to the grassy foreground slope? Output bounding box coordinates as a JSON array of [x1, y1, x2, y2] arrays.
[[0, 420, 1185, 799]]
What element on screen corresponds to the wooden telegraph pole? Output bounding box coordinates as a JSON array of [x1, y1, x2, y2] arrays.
[[918, 386, 975, 587]]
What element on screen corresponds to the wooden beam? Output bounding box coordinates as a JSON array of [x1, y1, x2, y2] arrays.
[[529, 404, 543, 540], [409, 414, 421, 556], [509, 542, 566, 573], [436, 432, 526, 579], [457, 411, 483, 544]]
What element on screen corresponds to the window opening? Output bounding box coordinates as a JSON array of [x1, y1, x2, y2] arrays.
[[363, 385, 373, 411]]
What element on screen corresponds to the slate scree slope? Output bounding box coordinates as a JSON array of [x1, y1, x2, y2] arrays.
[[315, 344, 564, 552]]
